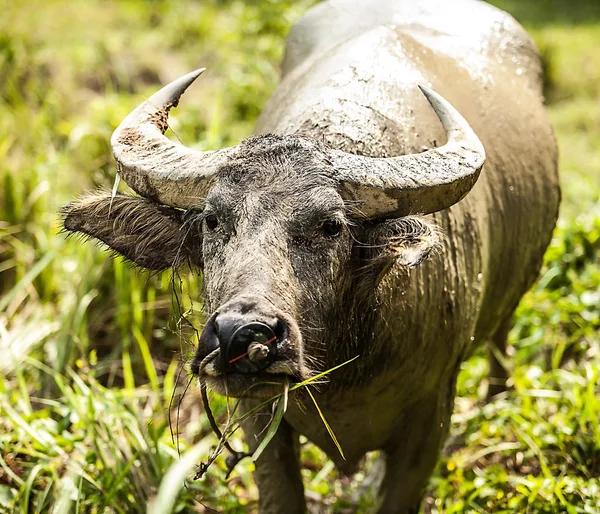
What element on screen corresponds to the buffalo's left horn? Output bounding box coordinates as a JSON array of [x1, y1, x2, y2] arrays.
[[111, 68, 234, 209], [330, 86, 486, 218]]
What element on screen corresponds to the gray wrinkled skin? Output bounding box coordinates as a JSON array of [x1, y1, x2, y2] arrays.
[[62, 0, 560, 512]]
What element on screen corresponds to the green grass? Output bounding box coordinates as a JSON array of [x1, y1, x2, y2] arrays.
[[1, 0, 599, 512]]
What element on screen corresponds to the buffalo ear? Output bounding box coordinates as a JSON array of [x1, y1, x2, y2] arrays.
[[357, 216, 441, 283], [61, 192, 201, 270]]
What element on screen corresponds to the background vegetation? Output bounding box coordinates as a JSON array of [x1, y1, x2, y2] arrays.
[[1, 0, 598, 512]]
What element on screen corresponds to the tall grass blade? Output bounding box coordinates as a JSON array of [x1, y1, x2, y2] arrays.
[[132, 325, 160, 393], [122, 349, 135, 391], [0, 251, 54, 313], [148, 438, 212, 514], [21, 464, 43, 514]]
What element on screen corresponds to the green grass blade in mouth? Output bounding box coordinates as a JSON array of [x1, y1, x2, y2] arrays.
[[231, 355, 361, 428], [307, 388, 345, 460], [252, 381, 289, 462], [289, 355, 360, 392]]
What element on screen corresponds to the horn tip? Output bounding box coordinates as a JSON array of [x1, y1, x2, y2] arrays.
[[417, 84, 441, 107], [179, 68, 207, 89], [191, 67, 207, 78], [416, 83, 485, 159]]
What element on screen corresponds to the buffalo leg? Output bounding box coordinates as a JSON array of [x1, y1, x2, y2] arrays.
[[376, 442, 439, 514], [376, 396, 452, 514], [487, 315, 512, 399], [241, 401, 305, 514]]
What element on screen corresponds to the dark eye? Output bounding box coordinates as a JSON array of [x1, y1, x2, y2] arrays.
[[205, 214, 218, 231], [322, 219, 342, 238]]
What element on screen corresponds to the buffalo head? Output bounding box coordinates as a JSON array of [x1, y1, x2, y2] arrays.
[[63, 69, 485, 398]]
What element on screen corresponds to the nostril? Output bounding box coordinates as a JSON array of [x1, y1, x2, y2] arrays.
[[227, 322, 278, 373], [214, 315, 239, 346]]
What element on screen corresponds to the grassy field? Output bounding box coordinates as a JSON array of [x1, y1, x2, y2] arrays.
[[1, 0, 599, 512]]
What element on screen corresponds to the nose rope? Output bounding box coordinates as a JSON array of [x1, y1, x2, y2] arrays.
[[197, 347, 239, 455], [196, 346, 253, 479], [197, 348, 230, 445], [228, 335, 277, 364], [199, 347, 221, 376]]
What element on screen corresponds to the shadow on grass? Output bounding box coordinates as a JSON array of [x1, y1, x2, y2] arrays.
[[487, 0, 600, 27]]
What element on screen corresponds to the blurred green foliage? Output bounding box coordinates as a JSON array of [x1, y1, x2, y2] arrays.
[[0, 0, 599, 512]]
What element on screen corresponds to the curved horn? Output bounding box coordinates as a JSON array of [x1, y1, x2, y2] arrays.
[[330, 85, 486, 218], [111, 68, 234, 208]]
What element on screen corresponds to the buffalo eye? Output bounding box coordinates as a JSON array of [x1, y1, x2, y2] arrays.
[[205, 213, 219, 231], [322, 219, 342, 238]]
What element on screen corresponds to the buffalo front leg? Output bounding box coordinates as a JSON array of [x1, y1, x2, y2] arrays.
[[376, 391, 455, 514], [375, 448, 434, 514], [241, 400, 306, 514]]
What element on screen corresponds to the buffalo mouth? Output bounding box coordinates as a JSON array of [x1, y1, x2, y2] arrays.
[[198, 351, 306, 399]]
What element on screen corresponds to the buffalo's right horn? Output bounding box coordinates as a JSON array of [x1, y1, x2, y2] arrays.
[[111, 68, 235, 209], [330, 86, 486, 219]]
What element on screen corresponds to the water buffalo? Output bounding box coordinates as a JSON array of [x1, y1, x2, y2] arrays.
[[63, 0, 560, 511]]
